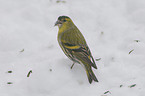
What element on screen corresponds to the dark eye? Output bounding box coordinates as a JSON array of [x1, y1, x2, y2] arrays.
[[63, 19, 66, 22]]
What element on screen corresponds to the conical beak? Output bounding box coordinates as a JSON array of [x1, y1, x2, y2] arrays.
[[54, 20, 62, 26]]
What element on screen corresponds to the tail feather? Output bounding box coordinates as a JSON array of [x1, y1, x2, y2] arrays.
[[86, 68, 99, 84], [90, 55, 97, 69], [86, 71, 93, 83], [72, 52, 98, 83]]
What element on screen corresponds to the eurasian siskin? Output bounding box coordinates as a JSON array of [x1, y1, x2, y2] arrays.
[[55, 16, 98, 84]]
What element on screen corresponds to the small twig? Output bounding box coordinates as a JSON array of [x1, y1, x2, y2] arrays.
[[27, 70, 32, 77], [7, 71, 12, 73], [104, 91, 111, 94], [7, 82, 13, 84], [120, 85, 123, 87], [20, 49, 24, 52], [49, 69, 52, 72], [134, 40, 140, 42], [128, 84, 136, 88], [96, 58, 101, 61], [129, 49, 134, 54], [101, 32, 104, 35]]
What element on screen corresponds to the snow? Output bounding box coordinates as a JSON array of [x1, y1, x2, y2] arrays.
[[0, 0, 145, 96]]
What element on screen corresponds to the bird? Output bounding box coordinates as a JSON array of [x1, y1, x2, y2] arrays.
[[55, 16, 98, 84]]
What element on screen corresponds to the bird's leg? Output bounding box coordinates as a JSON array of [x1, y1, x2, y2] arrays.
[[71, 62, 75, 69]]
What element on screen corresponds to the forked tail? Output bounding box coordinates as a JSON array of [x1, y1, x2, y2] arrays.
[[86, 66, 98, 84]]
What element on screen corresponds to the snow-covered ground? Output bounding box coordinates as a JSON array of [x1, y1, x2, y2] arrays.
[[0, 0, 145, 96]]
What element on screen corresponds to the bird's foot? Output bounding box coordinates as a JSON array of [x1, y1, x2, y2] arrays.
[[70, 63, 75, 69]]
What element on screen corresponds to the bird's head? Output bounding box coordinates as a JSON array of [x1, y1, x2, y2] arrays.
[[55, 16, 73, 28]]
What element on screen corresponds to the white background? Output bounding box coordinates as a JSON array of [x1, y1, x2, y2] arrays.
[[0, 0, 145, 96]]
